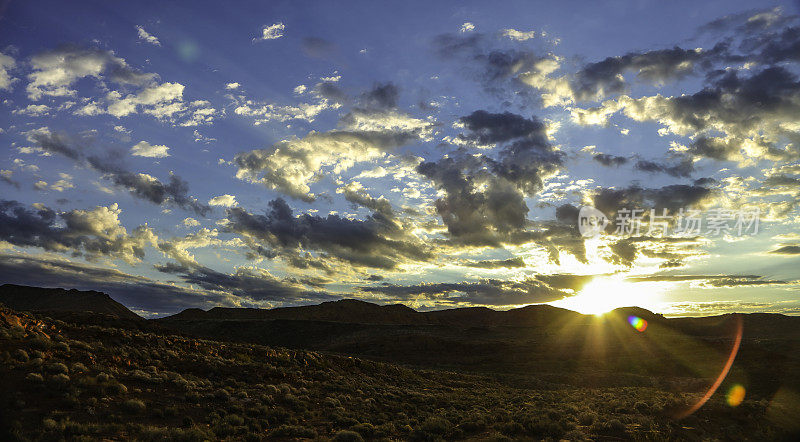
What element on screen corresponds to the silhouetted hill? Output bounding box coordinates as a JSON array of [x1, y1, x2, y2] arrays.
[[0, 284, 140, 320], [162, 298, 586, 327]]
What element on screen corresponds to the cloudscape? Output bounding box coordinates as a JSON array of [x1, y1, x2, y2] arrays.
[[2, 0, 800, 318]]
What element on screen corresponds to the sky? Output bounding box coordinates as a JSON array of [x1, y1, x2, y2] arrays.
[[1, 0, 800, 317]]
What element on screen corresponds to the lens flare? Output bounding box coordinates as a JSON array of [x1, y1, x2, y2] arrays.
[[628, 315, 648, 332], [727, 384, 746, 407]]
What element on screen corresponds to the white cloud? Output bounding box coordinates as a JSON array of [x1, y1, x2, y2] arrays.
[[12, 104, 50, 116], [293, 84, 307, 95], [131, 141, 170, 158], [208, 194, 238, 207], [136, 25, 161, 46], [182, 217, 200, 227], [460, 22, 475, 33], [501, 29, 536, 41], [256, 22, 285, 41], [27, 47, 155, 100], [0, 52, 16, 91], [225, 82, 240, 90]]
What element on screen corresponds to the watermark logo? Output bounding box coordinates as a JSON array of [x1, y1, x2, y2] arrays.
[[576, 206, 760, 238], [578, 206, 610, 238]]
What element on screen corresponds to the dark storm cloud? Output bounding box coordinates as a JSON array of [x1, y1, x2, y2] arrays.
[[634, 158, 695, 178], [432, 32, 547, 96], [0, 254, 222, 315], [340, 185, 395, 218], [314, 81, 348, 104], [0, 199, 153, 262], [624, 66, 800, 163], [459, 110, 546, 145], [608, 239, 638, 266], [361, 277, 568, 306], [225, 198, 430, 269], [591, 184, 713, 218], [301, 37, 337, 58], [87, 156, 210, 216], [593, 153, 628, 167], [769, 245, 800, 255], [626, 273, 793, 287], [763, 174, 800, 188], [418, 111, 562, 246], [31, 131, 210, 216], [463, 257, 526, 269], [154, 261, 333, 303], [696, 7, 794, 36], [359, 82, 399, 109], [571, 44, 734, 101]]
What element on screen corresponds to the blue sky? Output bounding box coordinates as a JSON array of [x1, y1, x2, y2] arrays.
[[1, 0, 799, 317]]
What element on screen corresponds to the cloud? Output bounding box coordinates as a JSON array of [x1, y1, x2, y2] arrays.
[[573, 66, 800, 165], [460, 22, 475, 33], [301, 37, 336, 58], [32, 130, 210, 215], [500, 29, 536, 41], [627, 273, 794, 287], [359, 82, 399, 109], [154, 261, 332, 304], [234, 103, 431, 201], [0, 52, 15, 90], [27, 46, 155, 100], [0, 170, 19, 189], [593, 153, 628, 167], [769, 245, 800, 255], [0, 253, 228, 315], [256, 23, 285, 41], [463, 257, 526, 269], [225, 82, 240, 90], [131, 141, 170, 158], [634, 158, 694, 178], [417, 110, 562, 246], [0, 200, 157, 264], [208, 194, 238, 207], [225, 198, 431, 269], [569, 44, 732, 102], [361, 277, 569, 306], [135, 25, 161, 46]]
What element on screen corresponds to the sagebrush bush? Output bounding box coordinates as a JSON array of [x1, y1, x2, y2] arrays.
[[123, 399, 147, 414]]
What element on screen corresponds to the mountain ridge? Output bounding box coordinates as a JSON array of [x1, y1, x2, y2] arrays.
[[0, 284, 141, 320]]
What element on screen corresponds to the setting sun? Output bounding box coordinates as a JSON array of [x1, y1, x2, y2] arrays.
[[550, 275, 666, 315]]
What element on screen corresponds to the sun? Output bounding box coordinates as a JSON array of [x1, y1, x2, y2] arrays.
[[550, 275, 665, 315]]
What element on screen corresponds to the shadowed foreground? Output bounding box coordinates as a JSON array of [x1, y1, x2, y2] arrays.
[[2, 303, 799, 441]]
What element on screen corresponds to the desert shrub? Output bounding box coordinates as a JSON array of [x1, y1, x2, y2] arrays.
[[27, 336, 53, 350], [46, 362, 69, 375], [49, 373, 71, 389], [420, 416, 451, 435], [577, 411, 596, 426], [14, 349, 29, 362], [271, 424, 317, 438], [213, 388, 231, 403], [123, 399, 147, 414], [350, 422, 376, 438], [26, 372, 44, 383], [333, 430, 364, 441], [591, 419, 627, 437]]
